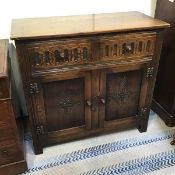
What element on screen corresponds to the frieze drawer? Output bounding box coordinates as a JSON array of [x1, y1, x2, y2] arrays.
[[26, 38, 93, 70], [99, 32, 156, 61], [24, 32, 156, 75]]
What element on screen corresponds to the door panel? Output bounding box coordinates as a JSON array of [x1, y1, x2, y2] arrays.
[[43, 78, 85, 131], [99, 63, 150, 128], [105, 70, 143, 120], [31, 71, 91, 145]]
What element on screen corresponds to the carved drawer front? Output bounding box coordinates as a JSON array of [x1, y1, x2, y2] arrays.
[[100, 33, 156, 61], [0, 144, 23, 165], [26, 39, 92, 71]]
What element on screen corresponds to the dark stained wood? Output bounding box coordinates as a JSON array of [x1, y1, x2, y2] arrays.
[[11, 11, 169, 40], [44, 78, 85, 131], [105, 69, 142, 120], [0, 144, 23, 165], [99, 70, 106, 128], [46, 117, 137, 146], [0, 40, 27, 174], [0, 40, 9, 99], [11, 12, 169, 154], [33, 71, 92, 152], [91, 70, 100, 129], [0, 160, 27, 175], [152, 0, 175, 127]]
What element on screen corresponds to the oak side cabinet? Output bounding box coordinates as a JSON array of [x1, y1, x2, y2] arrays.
[[152, 0, 175, 127], [0, 40, 27, 174], [10, 12, 169, 154]]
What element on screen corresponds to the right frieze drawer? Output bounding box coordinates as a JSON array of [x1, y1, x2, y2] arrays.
[[99, 32, 156, 61]]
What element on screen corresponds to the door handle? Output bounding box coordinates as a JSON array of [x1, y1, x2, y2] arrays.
[[86, 100, 92, 106], [100, 98, 106, 104], [86, 96, 105, 111]]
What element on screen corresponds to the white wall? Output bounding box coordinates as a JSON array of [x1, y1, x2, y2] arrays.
[[0, 0, 157, 39]]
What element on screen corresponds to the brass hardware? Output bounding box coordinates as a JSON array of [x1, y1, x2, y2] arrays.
[[100, 98, 106, 104], [139, 107, 147, 117], [125, 45, 132, 52], [146, 67, 154, 78], [122, 43, 132, 54], [86, 100, 92, 106], [0, 150, 8, 155], [60, 52, 64, 58], [86, 96, 106, 111], [36, 125, 44, 135], [30, 83, 39, 94]]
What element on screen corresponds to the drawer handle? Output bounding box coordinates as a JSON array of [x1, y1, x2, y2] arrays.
[[125, 45, 132, 52], [100, 98, 106, 104], [122, 43, 132, 54], [86, 99, 96, 111], [86, 100, 92, 106], [0, 150, 8, 155]]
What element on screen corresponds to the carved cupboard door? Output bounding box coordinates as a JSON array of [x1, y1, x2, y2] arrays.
[[31, 71, 91, 145], [99, 63, 151, 132]]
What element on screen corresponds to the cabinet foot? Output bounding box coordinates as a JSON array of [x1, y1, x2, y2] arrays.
[[137, 124, 148, 133], [170, 140, 175, 145], [33, 144, 43, 155], [34, 148, 43, 155]]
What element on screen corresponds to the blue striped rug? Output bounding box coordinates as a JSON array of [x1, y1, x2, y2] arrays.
[[20, 113, 175, 175]]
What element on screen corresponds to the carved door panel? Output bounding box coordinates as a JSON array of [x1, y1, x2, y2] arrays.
[[31, 71, 91, 145], [99, 63, 151, 131], [44, 78, 85, 131]]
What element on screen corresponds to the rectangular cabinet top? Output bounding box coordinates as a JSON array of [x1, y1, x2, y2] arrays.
[[10, 11, 169, 40], [0, 39, 8, 78]]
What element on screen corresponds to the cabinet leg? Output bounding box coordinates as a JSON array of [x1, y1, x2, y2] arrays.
[[170, 140, 175, 145], [31, 132, 43, 155], [137, 123, 148, 133], [33, 144, 43, 155], [136, 107, 150, 133], [137, 116, 149, 133]]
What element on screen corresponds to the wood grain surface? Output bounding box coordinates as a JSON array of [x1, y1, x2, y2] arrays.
[[11, 11, 169, 40], [0, 40, 8, 77]]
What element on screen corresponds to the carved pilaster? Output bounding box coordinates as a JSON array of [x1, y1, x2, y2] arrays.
[[139, 107, 148, 117]]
